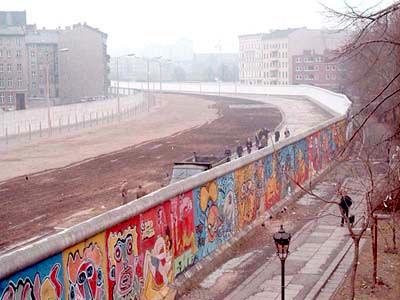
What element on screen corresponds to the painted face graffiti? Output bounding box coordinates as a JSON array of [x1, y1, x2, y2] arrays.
[[108, 227, 140, 299], [0, 264, 62, 300], [66, 244, 104, 300]]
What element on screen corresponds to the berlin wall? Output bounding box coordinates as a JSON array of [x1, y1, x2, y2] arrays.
[[0, 85, 351, 300]]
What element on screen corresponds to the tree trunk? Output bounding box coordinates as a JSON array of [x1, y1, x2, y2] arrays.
[[350, 238, 360, 300], [371, 216, 378, 286]]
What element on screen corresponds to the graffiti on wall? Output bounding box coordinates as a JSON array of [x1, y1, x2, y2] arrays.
[[139, 203, 173, 300], [264, 154, 281, 210], [193, 174, 237, 261], [308, 132, 322, 177], [170, 192, 197, 277], [235, 164, 257, 230], [62, 233, 107, 300], [0, 120, 349, 300], [293, 139, 309, 186], [0, 255, 63, 300], [279, 145, 295, 199], [106, 217, 141, 299]]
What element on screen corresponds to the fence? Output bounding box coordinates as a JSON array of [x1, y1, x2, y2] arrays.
[[0, 86, 351, 300], [0, 91, 156, 144]]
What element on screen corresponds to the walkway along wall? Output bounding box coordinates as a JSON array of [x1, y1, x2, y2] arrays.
[[0, 101, 349, 300]]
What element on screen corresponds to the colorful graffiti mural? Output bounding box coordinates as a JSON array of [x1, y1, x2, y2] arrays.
[[293, 139, 309, 186], [0, 255, 63, 300], [139, 203, 173, 300], [235, 164, 258, 230], [193, 174, 237, 261], [170, 192, 197, 277], [279, 145, 295, 199], [106, 217, 141, 299], [264, 154, 281, 210], [62, 233, 107, 300], [0, 119, 349, 300]]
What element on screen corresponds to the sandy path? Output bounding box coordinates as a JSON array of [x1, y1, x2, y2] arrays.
[[0, 94, 218, 182]]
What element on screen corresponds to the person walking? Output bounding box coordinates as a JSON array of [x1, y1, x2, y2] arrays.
[[236, 143, 244, 158], [246, 138, 252, 154], [339, 190, 353, 226], [274, 130, 280, 142], [120, 179, 129, 204], [284, 127, 291, 138], [225, 148, 232, 161], [255, 134, 260, 150]]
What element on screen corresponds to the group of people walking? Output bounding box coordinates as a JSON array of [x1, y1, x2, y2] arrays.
[[231, 126, 291, 159]]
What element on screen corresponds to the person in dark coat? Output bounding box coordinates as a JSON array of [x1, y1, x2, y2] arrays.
[[236, 143, 244, 158], [246, 138, 252, 154], [275, 130, 280, 142], [225, 148, 232, 161], [255, 135, 260, 149], [339, 190, 353, 226]]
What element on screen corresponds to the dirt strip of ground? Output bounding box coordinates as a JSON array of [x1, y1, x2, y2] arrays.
[[0, 95, 282, 253]]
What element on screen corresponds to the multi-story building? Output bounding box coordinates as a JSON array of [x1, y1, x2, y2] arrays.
[[58, 23, 109, 103], [0, 12, 28, 110], [25, 27, 60, 100], [239, 28, 346, 85], [292, 49, 345, 91]]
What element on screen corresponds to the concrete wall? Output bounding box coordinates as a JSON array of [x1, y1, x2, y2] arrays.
[[0, 92, 144, 137], [0, 96, 348, 300]]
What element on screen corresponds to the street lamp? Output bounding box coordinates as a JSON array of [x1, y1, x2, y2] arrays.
[[46, 47, 68, 134], [116, 53, 135, 116], [273, 225, 291, 300]]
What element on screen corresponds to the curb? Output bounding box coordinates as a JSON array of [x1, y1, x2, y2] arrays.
[[304, 238, 353, 300]]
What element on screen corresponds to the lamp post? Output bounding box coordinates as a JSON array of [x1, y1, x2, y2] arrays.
[[273, 225, 291, 300], [116, 53, 135, 116], [46, 47, 68, 134]]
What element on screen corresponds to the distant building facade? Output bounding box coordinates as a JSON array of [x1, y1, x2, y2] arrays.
[[292, 49, 345, 91], [0, 12, 28, 110], [238, 28, 347, 85], [58, 23, 109, 103], [0, 11, 109, 110], [25, 27, 60, 100]]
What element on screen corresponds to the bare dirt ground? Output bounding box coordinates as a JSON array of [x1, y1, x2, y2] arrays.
[[333, 213, 400, 300], [0, 94, 218, 182], [0, 94, 282, 253]]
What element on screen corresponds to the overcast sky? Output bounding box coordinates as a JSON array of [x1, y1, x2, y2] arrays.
[[2, 0, 395, 55]]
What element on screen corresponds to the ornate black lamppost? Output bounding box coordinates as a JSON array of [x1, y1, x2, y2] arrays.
[[273, 225, 291, 300]]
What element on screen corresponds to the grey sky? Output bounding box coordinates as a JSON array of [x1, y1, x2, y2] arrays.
[[2, 0, 395, 55]]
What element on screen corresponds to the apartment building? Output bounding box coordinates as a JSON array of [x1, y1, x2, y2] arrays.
[[292, 49, 345, 91], [58, 23, 109, 103], [239, 28, 347, 85], [0, 14, 28, 110], [25, 27, 60, 100]]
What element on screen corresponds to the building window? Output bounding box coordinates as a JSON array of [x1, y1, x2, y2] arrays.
[[0, 94, 4, 104], [32, 71, 36, 77], [326, 74, 331, 80], [16, 38, 21, 46], [332, 65, 336, 71], [296, 57, 302, 63], [32, 82, 36, 89], [7, 50, 11, 58], [296, 74, 303, 80], [8, 94, 13, 103], [0, 64, 2, 72], [17, 64, 22, 72], [0, 78, 4, 88], [16, 50, 21, 57], [332, 74, 336, 80], [7, 64, 11, 72], [7, 79, 12, 87], [0, 50, 2, 57], [326, 65, 331, 71], [17, 78, 22, 88], [31, 50, 35, 57]]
